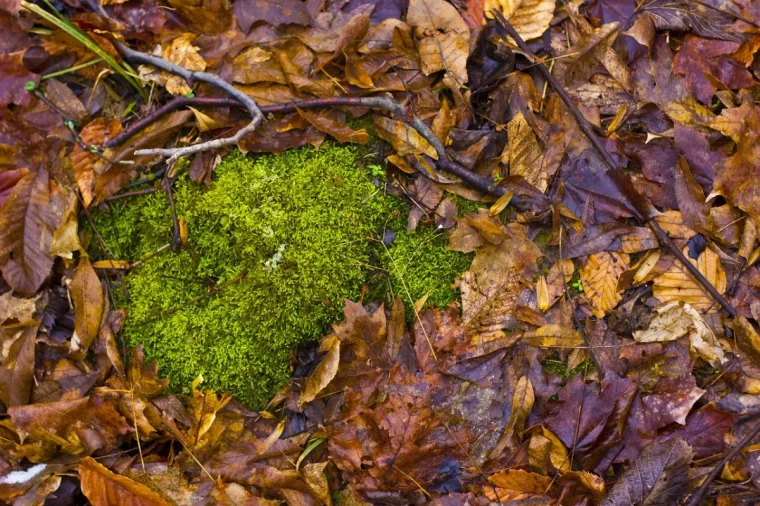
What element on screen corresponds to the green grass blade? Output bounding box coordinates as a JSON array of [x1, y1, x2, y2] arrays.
[[21, 0, 147, 98]]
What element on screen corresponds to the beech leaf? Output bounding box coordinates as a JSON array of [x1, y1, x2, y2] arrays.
[[80, 457, 170, 506]]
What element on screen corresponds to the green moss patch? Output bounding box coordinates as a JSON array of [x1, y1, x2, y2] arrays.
[[92, 145, 471, 405]]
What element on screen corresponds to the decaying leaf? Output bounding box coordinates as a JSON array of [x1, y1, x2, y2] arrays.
[[634, 301, 726, 366], [522, 324, 583, 348], [373, 116, 438, 159], [69, 257, 105, 358], [300, 333, 340, 406], [506, 111, 546, 192], [601, 438, 692, 506]]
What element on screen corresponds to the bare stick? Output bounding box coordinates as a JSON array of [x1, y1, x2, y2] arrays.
[[493, 10, 737, 317], [684, 415, 760, 506], [113, 41, 264, 164]]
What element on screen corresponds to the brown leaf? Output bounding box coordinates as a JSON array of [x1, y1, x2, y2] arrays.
[[522, 324, 584, 348], [0, 168, 60, 296], [80, 457, 170, 506], [235, 0, 311, 31], [601, 437, 692, 506], [653, 246, 726, 312], [300, 333, 340, 406], [296, 107, 369, 144], [69, 257, 104, 358], [0, 292, 39, 328], [639, 0, 742, 41], [407, 0, 470, 88], [580, 252, 630, 318], [487, 469, 553, 501], [373, 116, 438, 159], [72, 118, 123, 207], [0, 324, 37, 407], [139, 34, 206, 95], [0, 52, 37, 107], [673, 156, 708, 232]]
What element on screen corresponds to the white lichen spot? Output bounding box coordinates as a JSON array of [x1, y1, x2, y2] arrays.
[[0, 464, 47, 484], [265, 244, 286, 272]]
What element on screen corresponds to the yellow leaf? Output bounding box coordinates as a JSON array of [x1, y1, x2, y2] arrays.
[[536, 276, 550, 312], [528, 426, 570, 473], [92, 260, 130, 269], [484, 0, 555, 41], [69, 257, 105, 358], [580, 252, 629, 318], [373, 116, 438, 159], [489, 191, 514, 216], [506, 112, 546, 192], [188, 107, 221, 132], [522, 324, 583, 348], [653, 247, 726, 312]]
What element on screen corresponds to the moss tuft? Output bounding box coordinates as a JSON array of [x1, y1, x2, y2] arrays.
[[92, 146, 472, 405]]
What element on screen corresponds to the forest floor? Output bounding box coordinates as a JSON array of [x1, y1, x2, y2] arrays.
[[2, 0, 760, 504]]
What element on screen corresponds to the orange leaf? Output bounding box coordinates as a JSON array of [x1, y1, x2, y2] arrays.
[[79, 457, 170, 506]]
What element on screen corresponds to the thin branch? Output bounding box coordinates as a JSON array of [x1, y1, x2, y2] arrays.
[[103, 187, 157, 202], [493, 10, 737, 317], [113, 41, 265, 164], [684, 415, 760, 506]]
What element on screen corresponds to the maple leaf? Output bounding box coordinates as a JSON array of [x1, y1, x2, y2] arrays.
[[407, 0, 470, 89]]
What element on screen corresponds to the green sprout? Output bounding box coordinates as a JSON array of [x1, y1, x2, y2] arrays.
[[25, 81, 37, 91], [368, 164, 385, 179], [571, 279, 583, 292]]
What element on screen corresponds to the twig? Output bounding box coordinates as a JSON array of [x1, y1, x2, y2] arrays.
[[103, 187, 157, 202], [493, 10, 737, 318], [684, 415, 760, 506], [104, 88, 511, 200], [113, 41, 264, 164], [163, 174, 181, 252]]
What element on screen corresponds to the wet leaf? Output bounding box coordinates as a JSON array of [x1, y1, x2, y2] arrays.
[[506, 111, 546, 192], [300, 333, 339, 406], [0, 323, 37, 407], [522, 324, 583, 348]]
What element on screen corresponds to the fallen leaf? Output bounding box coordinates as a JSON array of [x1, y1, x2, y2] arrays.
[[0, 324, 38, 407], [634, 301, 726, 366], [407, 0, 470, 89], [506, 111, 546, 192], [69, 257, 104, 358], [373, 116, 438, 159], [653, 246, 726, 312], [79, 457, 170, 506], [0, 168, 60, 296], [483, 0, 555, 40], [580, 252, 630, 318], [522, 324, 583, 348], [300, 333, 340, 406], [601, 437, 692, 506]]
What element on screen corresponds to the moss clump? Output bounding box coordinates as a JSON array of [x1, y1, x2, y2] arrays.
[[92, 145, 472, 405], [380, 227, 471, 309]]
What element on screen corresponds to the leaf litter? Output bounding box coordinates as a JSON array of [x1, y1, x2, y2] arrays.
[[1, 0, 760, 503]]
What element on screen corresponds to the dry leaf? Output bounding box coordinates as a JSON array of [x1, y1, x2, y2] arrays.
[[79, 457, 170, 506], [506, 112, 546, 192], [484, 0, 555, 41], [301, 333, 340, 406], [634, 301, 726, 367], [69, 257, 105, 358], [407, 0, 470, 88], [580, 252, 630, 318], [373, 116, 438, 159], [522, 324, 584, 348], [653, 247, 726, 312]]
